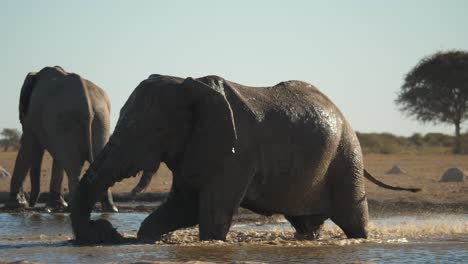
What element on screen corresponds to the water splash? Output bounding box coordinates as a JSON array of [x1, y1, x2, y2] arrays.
[[0, 213, 466, 246], [128, 215, 468, 246]]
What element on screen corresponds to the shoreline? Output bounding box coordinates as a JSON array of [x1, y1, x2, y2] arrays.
[[1, 192, 466, 218]]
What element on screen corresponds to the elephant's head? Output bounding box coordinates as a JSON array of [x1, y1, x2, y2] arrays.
[[71, 75, 238, 244], [19, 66, 67, 126]]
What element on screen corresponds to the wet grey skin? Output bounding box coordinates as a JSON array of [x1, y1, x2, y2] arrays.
[[5, 66, 117, 212], [71, 74, 420, 244]]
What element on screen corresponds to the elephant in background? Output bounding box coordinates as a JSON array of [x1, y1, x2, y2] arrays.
[[5, 66, 117, 212], [71, 74, 420, 244], [131, 169, 158, 196]]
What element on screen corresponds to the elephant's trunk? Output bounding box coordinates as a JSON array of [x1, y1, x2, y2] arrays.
[[70, 144, 141, 244]]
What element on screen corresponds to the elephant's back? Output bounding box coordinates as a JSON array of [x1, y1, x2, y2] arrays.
[[228, 79, 348, 168], [238, 80, 345, 146], [31, 75, 89, 113], [264, 80, 344, 122], [28, 75, 93, 137], [228, 80, 346, 127]]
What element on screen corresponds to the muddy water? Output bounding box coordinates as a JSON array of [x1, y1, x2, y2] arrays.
[[0, 211, 467, 263]]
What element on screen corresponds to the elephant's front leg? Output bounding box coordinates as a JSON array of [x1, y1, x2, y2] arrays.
[[198, 179, 248, 241], [137, 193, 198, 243]]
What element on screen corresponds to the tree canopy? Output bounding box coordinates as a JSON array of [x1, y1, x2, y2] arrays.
[[0, 128, 21, 151], [396, 50, 468, 153]]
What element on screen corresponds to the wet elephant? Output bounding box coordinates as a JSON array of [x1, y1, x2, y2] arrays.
[[5, 66, 117, 212], [71, 74, 420, 243]]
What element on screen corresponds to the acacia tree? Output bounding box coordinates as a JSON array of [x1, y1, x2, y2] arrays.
[[396, 51, 468, 154], [0, 128, 21, 151]]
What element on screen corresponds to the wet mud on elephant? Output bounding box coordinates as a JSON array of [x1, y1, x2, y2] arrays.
[[5, 66, 117, 212], [71, 74, 420, 244]]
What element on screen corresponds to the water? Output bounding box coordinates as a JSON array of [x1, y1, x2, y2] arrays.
[[0, 212, 467, 263]]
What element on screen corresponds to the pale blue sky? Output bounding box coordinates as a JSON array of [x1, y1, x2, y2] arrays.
[[1, 0, 467, 136]]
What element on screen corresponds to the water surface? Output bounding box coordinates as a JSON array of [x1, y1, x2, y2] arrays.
[[0, 212, 466, 263]]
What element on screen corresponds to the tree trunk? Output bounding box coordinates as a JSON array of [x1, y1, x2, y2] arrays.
[[454, 121, 462, 154]]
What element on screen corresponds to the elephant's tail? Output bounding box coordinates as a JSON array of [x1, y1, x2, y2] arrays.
[[364, 169, 421, 192], [85, 121, 94, 162]]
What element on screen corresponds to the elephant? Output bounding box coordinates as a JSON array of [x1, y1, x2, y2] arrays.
[[71, 74, 420, 244], [5, 66, 118, 212], [131, 169, 158, 196]]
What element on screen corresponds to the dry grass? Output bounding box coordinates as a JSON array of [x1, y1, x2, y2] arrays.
[[0, 151, 467, 204]]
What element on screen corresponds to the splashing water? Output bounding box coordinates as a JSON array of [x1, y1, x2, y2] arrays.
[[150, 214, 467, 246]]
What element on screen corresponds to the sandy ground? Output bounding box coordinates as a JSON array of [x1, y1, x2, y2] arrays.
[[363, 153, 468, 204], [0, 151, 467, 211]]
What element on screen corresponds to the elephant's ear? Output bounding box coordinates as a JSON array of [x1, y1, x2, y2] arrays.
[[181, 77, 238, 179], [19, 72, 37, 125]]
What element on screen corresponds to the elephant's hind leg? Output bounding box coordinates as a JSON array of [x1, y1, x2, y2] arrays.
[[330, 196, 368, 239], [329, 168, 369, 238], [55, 145, 84, 207], [6, 131, 41, 209], [46, 159, 68, 210], [137, 193, 198, 243], [91, 119, 117, 212], [28, 146, 45, 207], [285, 214, 328, 240], [328, 141, 369, 239]]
